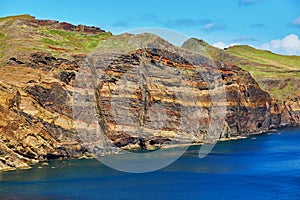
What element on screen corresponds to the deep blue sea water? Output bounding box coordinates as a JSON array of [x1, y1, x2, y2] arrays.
[[1, 128, 300, 200]]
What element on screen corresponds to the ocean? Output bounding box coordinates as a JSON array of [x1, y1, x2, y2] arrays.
[[1, 128, 300, 199]]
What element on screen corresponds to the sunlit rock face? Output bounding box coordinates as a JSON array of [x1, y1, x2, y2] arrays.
[[72, 34, 272, 155]]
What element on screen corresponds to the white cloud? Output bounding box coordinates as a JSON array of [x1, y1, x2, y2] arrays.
[[203, 22, 226, 32], [204, 23, 215, 30], [212, 42, 240, 49], [292, 16, 300, 26], [261, 34, 300, 55]]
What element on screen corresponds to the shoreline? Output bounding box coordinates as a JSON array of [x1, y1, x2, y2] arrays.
[[1, 126, 299, 172]]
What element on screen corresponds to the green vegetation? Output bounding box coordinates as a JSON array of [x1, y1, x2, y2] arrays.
[[0, 14, 35, 27], [40, 29, 112, 53], [269, 82, 295, 100], [41, 38, 60, 46], [223, 46, 300, 78], [0, 14, 34, 22], [92, 33, 164, 54], [0, 14, 113, 66], [224, 45, 300, 99], [0, 32, 5, 39], [226, 45, 300, 72]]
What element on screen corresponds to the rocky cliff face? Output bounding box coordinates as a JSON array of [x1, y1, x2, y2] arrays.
[[0, 35, 272, 170], [71, 35, 272, 155], [0, 16, 298, 171], [0, 52, 88, 170]]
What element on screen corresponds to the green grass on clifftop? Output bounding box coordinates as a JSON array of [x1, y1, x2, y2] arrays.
[[225, 45, 300, 100], [39, 29, 111, 54], [226, 45, 300, 76]]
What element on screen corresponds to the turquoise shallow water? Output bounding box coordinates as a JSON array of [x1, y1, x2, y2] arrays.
[[0, 128, 300, 199]]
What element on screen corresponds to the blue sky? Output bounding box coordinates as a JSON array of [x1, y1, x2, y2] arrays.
[[1, 0, 300, 55]]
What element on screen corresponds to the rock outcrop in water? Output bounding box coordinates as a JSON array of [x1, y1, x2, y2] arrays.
[[0, 15, 299, 171]]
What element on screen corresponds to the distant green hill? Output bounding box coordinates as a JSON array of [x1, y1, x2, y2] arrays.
[[182, 38, 300, 100], [226, 45, 300, 79]]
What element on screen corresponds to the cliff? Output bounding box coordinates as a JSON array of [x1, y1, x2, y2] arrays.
[[0, 15, 298, 171]]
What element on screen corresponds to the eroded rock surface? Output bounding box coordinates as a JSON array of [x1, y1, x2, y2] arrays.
[[0, 53, 86, 171]]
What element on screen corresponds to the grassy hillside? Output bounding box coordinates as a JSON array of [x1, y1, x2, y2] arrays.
[[225, 45, 300, 100], [226, 45, 300, 78], [182, 38, 300, 100], [0, 14, 112, 65], [38, 28, 111, 54]]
